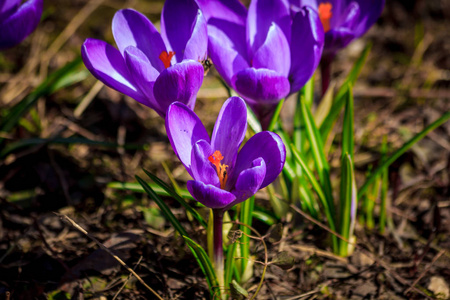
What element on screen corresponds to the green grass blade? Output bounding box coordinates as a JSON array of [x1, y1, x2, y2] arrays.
[[319, 43, 372, 142], [183, 235, 221, 298], [135, 175, 188, 238], [379, 136, 388, 234], [143, 169, 207, 228], [0, 57, 87, 141], [225, 239, 238, 288], [358, 111, 450, 198], [247, 106, 262, 134], [0, 136, 144, 158], [342, 85, 354, 161], [338, 154, 357, 256], [108, 182, 194, 199], [267, 98, 285, 132], [291, 145, 338, 252], [298, 95, 334, 216], [239, 196, 254, 275]]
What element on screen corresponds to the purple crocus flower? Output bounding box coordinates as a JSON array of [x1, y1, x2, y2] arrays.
[[0, 0, 43, 49], [290, 0, 385, 55], [166, 96, 286, 210], [196, 0, 324, 129], [81, 0, 207, 117]]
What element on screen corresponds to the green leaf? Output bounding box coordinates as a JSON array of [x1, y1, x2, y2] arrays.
[[358, 111, 450, 198], [298, 95, 334, 216], [239, 196, 254, 275], [267, 98, 285, 132], [108, 181, 193, 199], [183, 235, 221, 298], [0, 137, 144, 158], [338, 154, 357, 257], [0, 57, 87, 143], [319, 43, 372, 142], [247, 105, 262, 133], [135, 175, 188, 238], [143, 169, 207, 228], [290, 145, 338, 252], [341, 85, 354, 162]]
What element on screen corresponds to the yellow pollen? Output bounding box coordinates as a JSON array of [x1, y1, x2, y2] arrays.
[[318, 2, 333, 33], [208, 150, 229, 189], [159, 50, 175, 68]]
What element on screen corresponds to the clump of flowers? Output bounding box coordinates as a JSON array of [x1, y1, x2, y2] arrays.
[[0, 0, 43, 49], [196, 0, 324, 129], [82, 0, 207, 117]]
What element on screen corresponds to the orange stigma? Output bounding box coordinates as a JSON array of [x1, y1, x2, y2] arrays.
[[159, 50, 175, 68], [208, 150, 229, 189], [318, 2, 333, 33]]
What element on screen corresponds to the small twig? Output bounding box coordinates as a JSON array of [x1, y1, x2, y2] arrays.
[[404, 249, 446, 295], [56, 213, 164, 300], [112, 256, 143, 300]]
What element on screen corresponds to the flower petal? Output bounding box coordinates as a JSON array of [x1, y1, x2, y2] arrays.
[[229, 157, 266, 206], [335, 2, 360, 30], [123, 46, 162, 114], [352, 0, 384, 38], [183, 10, 208, 61], [0, 0, 21, 20], [112, 9, 167, 72], [252, 22, 291, 78], [190, 140, 220, 187], [196, 0, 247, 25], [324, 27, 355, 54], [165, 102, 210, 175], [207, 20, 249, 86], [231, 131, 285, 189], [289, 6, 324, 94], [161, 0, 207, 62], [246, 0, 290, 56], [153, 60, 204, 115], [0, 0, 43, 49], [81, 38, 146, 103], [211, 97, 247, 170], [232, 67, 290, 105], [187, 180, 236, 209]]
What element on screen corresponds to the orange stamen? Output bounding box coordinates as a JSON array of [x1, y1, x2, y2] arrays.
[[159, 50, 175, 68], [208, 150, 229, 189], [318, 2, 333, 33]]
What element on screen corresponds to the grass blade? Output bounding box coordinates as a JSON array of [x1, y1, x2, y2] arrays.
[[358, 111, 450, 198], [298, 95, 334, 216], [239, 196, 254, 275], [135, 175, 188, 238], [143, 169, 207, 228], [342, 85, 354, 161], [183, 236, 221, 298], [319, 43, 372, 142], [267, 98, 285, 132], [291, 145, 338, 252]]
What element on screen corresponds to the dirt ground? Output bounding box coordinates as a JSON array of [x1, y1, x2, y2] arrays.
[[0, 0, 449, 299]]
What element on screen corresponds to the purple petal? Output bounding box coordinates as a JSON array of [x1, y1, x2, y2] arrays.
[[246, 0, 290, 56], [123, 46, 162, 114], [335, 2, 360, 30], [112, 9, 167, 72], [352, 0, 384, 38], [183, 10, 208, 61], [207, 20, 249, 86], [81, 38, 146, 104], [195, 0, 247, 25], [187, 180, 236, 209], [324, 28, 355, 54], [211, 97, 247, 170], [289, 6, 324, 94], [231, 131, 285, 189], [0, 0, 20, 20], [252, 23, 291, 78], [190, 140, 220, 187], [232, 68, 290, 105], [153, 60, 204, 114], [165, 102, 210, 175], [291, 0, 318, 11], [229, 157, 266, 205], [161, 0, 206, 63], [0, 0, 43, 49]]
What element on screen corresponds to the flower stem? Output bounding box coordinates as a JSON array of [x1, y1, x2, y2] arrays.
[[320, 55, 334, 97], [213, 209, 225, 299]]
